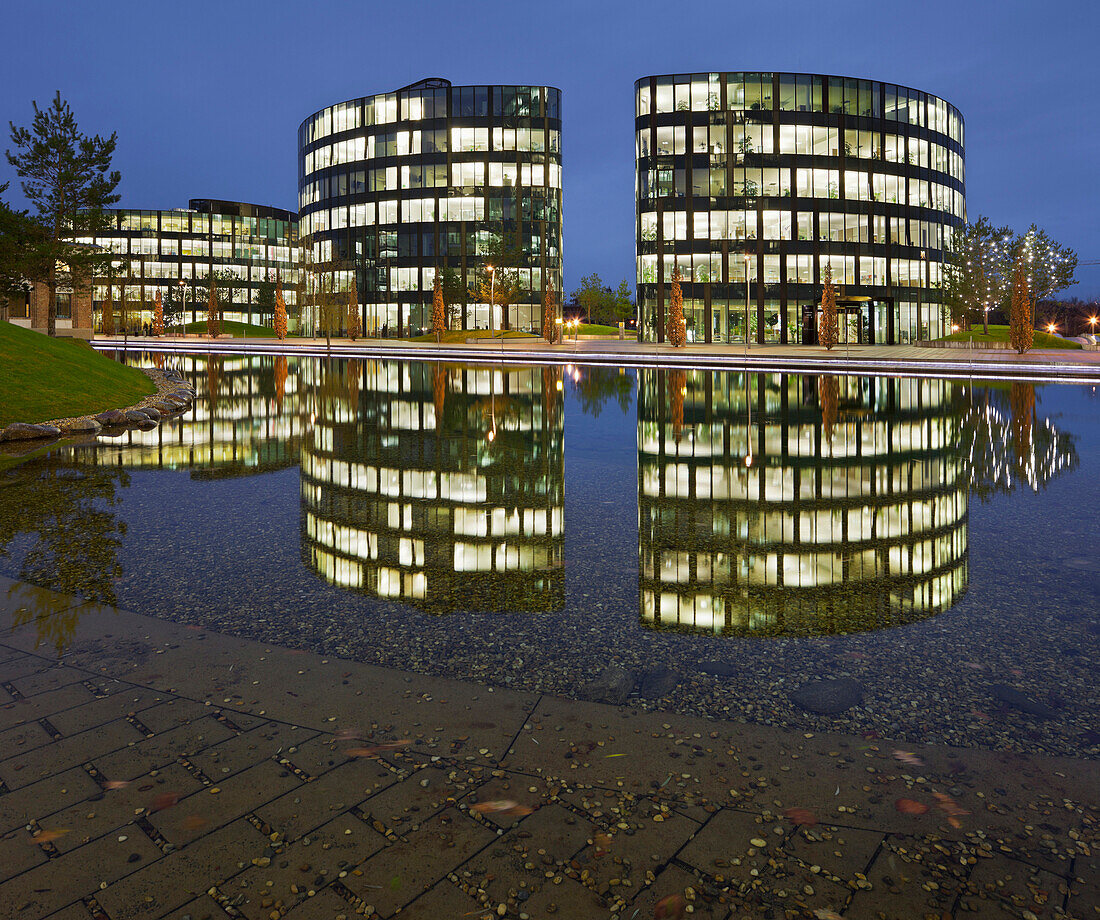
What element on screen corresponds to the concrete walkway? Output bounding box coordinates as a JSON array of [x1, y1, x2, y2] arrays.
[[1, 575, 1096, 920], [90, 336, 1100, 381]]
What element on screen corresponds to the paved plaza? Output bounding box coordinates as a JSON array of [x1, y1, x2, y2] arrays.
[[0, 575, 1097, 920]]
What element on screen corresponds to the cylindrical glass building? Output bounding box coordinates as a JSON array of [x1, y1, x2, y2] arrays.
[[634, 72, 965, 345], [298, 78, 563, 338]]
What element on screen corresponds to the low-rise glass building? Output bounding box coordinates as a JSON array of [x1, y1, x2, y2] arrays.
[[635, 72, 965, 344], [297, 78, 563, 337], [77, 199, 299, 332]]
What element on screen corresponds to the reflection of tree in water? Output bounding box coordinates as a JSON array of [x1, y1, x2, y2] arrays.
[[574, 367, 634, 418], [0, 456, 130, 654], [954, 382, 1078, 501]]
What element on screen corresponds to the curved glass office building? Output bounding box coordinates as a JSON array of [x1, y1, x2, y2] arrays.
[[635, 73, 965, 344], [298, 78, 563, 337]]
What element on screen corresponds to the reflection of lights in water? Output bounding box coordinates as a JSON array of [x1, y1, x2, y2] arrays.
[[301, 361, 565, 613]]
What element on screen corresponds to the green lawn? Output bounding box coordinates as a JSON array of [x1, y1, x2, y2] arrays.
[[176, 320, 282, 338], [0, 322, 155, 426], [408, 329, 534, 343], [569, 323, 636, 336], [938, 324, 1081, 349]]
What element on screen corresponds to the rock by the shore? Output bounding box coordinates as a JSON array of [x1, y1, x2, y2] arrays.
[[123, 409, 150, 424], [790, 677, 865, 715], [992, 684, 1059, 719], [140, 407, 162, 421], [64, 418, 102, 433], [95, 409, 127, 425], [639, 666, 681, 698], [582, 666, 637, 705], [0, 422, 61, 442]]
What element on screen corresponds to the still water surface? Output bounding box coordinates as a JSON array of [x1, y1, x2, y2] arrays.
[[2, 355, 1096, 758]]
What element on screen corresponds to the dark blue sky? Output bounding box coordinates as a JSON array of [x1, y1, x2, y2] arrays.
[[3, 0, 1097, 297]]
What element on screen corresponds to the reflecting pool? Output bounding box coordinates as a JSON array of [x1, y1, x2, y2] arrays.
[[1, 355, 1095, 758]]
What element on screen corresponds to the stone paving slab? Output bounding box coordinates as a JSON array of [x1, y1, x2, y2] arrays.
[[0, 581, 1096, 920]]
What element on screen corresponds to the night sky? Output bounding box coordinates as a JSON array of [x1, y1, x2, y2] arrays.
[[2, 0, 1097, 297]]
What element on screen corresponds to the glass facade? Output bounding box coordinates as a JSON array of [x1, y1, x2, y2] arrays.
[[638, 371, 969, 635], [297, 78, 563, 337], [78, 199, 299, 331], [635, 72, 966, 344]]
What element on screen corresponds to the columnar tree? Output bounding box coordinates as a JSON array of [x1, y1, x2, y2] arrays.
[[1009, 254, 1033, 355], [542, 274, 558, 344], [207, 277, 220, 338], [153, 291, 163, 335], [667, 268, 686, 347], [6, 92, 121, 336], [426, 274, 442, 342], [273, 277, 288, 340], [346, 294, 361, 341], [819, 263, 838, 350]]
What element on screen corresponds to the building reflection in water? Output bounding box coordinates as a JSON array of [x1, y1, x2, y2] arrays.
[[638, 371, 971, 636], [300, 360, 565, 613], [87, 353, 306, 476]]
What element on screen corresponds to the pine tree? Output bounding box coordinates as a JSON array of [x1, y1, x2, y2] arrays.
[[543, 275, 558, 344], [347, 295, 361, 341], [273, 277, 288, 340], [207, 277, 220, 338], [153, 291, 163, 336], [667, 267, 686, 347], [6, 93, 121, 336], [1009, 254, 1033, 355], [431, 274, 446, 342], [819, 263, 838, 350]]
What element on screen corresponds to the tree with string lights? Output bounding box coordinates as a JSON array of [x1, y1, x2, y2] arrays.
[[1016, 226, 1077, 328], [942, 216, 1013, 335]]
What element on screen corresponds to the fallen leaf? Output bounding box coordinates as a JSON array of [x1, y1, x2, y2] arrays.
[[931, 792, 969, 821], [594, 832, 612, 856], [654, 893, 687, 919], [470, 799, 533, 817], [104, 780, 130, 790], [182, 815, 209, 831], [892, 750, 925, 767], [29, 829, 70, 845], [782, 807, 818, 826], [894, 798, 929, 815], [344, 740, 412, 757], [813, 910, 844, 920], [149, 792, 182, 813]]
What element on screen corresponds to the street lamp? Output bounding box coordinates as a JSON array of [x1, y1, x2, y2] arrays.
[[1047, 322, 1057, 334]]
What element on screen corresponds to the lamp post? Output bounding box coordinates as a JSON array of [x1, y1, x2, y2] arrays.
[[743, 253, 751, 356]]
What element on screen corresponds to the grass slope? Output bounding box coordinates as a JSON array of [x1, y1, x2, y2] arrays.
[[0, 322, 154, 426], [939, 324, 1081, 349]]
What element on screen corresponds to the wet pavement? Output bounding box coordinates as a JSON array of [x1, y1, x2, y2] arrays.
[[1, 575, 1096, 920]]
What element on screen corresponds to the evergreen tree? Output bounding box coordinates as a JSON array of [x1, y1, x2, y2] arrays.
[[819, 263, 838, 350], [1010, 254, 1033, 355], [431, 274, 446, 342], [6, 93, 121, 336], [273, 277, 288, 340], [542, 274, 558, 343], [667, 268, 687, 346], [153, 291, 163, 335]]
